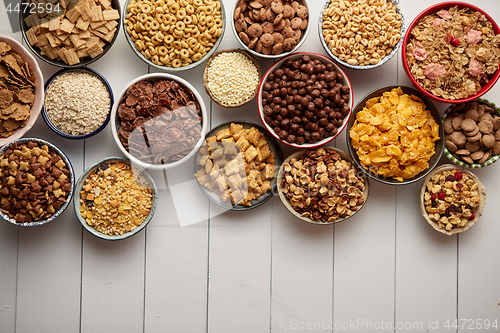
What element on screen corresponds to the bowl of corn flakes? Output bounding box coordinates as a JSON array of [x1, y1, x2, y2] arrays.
[[420, 164, 486, 235], [347, 86, 444, 185], [402, 2, 500, 103], [74, 157, 157, 240], [194, 121, 283, 211]]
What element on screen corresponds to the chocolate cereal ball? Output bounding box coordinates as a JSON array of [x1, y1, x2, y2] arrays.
[[262, 55, 350, 145]]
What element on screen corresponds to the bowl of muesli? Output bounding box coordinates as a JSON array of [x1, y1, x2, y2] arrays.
[[420, 164, 486, 235], [403, 2, 500, 103]]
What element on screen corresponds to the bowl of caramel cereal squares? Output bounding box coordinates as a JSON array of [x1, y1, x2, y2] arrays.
[[111, 73, 208, 170], [0, 36, 44, 146], [277, 147, 369, 224], [123, 0, 225, 71], [21, 0, 121, 68], [319, 0, 404, 70], [442, 98, 500, 168], [203, 49, 261, 108], [74, 157, 157, 240], [194, 121, 283, 211], [232, 0, 310, 58], [347, 86, 444, 185], [0, 138, 75, 226], [258, 52, 353, 148], [42, 67, 113, 139], [420, 164, 486, 235]]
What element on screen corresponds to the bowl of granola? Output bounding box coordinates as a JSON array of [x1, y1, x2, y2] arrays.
[[74, 157, 157, 240], [277, 147, 369, 224], [403, 2, 500, 103], [420, 164, 486, 235], [319, 0, 404, 69], [110, 73, 208, 170]]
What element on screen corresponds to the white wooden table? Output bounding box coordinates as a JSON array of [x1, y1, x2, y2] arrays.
[[1, 0, 500, 332]]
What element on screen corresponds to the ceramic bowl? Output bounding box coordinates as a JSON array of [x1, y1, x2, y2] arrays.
[[346, 85, 444, 185], [420, 164, 486, 235], [110, 72, 208, 170], [74, 157, 157, 240], [20, 0, 121, 68], [319, 0, 405, 70], [442, 98, 500, 168], [231, 0, 310, 59], [42, 67, 113, 139], [0, 36, 44, 147], [193, 121, 283, 211], [203, 49, 261, 108], [0, 138, 75, 226], [402, 1, 500, 103], [122, 0, 225, 71], [277, 146, 369, 224], [257, 52, 353, 149]]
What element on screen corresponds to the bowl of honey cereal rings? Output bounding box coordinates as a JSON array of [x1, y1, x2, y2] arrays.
[[347, 86, 444, 185], [420, 164, 486, 235], [123, 0, 225, 71]]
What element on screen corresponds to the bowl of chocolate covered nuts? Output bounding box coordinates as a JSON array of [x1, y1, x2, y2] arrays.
[[258, 52, 353, 148], [277, 146, 369, 224], [0, 138, 75, 226], [232, 0, 310, 58], [319, 0, 404, 69], [442, 98, 500, 168]]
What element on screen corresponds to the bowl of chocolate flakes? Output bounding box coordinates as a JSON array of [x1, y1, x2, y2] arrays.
[[110, 73, 208, 170]]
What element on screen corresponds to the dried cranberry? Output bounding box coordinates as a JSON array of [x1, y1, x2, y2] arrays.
[[456, 183, 464, 190], [438, 192, 445, 200], [454, 171, 463, 181], [469, 213, 475, 220], [445, 33, 452, 43], [445, 175, 456, 182], [430, 194, 436, 201], [450, 38, 460, 47]]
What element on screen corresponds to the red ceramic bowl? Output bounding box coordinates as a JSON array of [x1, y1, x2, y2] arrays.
[[257, 52, 353, 149], [402, 2, 500, 104]]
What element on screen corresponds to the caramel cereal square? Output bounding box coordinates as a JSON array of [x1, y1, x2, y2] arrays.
[[244, 145, 258, 162], [102, 9, 120, 21], [246, 127, 262, 146], [235, 136, 250, 152], [216, 128, 231, 140]]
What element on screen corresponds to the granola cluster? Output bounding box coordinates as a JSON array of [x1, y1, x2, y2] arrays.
[[423, 169, 481, 231]]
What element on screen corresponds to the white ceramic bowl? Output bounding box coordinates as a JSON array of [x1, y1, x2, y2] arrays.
[[231, 0, 310, 59], [0, 36, 44, 146], [74, 157, 157, 240], [420, 164, 486, 235], [110, 73, 208, 170], [257, 52, 353, 149]]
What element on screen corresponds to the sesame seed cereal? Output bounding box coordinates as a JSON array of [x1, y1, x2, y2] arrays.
[[79, 162, 153, 236], [206, 52, 259, 106], [44, 71, 111, 136]]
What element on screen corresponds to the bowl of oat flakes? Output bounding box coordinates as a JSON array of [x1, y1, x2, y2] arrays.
[[277, 147, 369, 225], [42, 67, 113, 139], [74, 157, 157, 240], [403, 2, 500, 103], [319, 0, 405, 69], [420, 164, 486, 235]]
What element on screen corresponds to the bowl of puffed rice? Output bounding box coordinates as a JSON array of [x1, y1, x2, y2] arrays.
[[74, 157, 157, 240], [42, 67, 113, 139], [420, 164, 486, 235], [402, 2, 500, 103], [319, 0, 405, 69], [122, 0, 225, 71], [203, 49, 261, 108]]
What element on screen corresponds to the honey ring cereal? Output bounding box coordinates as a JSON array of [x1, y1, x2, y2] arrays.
[[180, 49, 189, 59], [176, 8, 187, 20], [158, 46, 168, 56], [172, 59, 182, 68], [186, 4, 195, 14], [176, 21, 186, 30], [169, 3, 180, 13]]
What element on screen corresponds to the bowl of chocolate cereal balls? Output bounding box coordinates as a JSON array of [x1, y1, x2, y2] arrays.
[[42, 68, 113, 139], [74, 157, 157, 240], [319, 0, 404, 69], [258, 52, 353, 148]]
